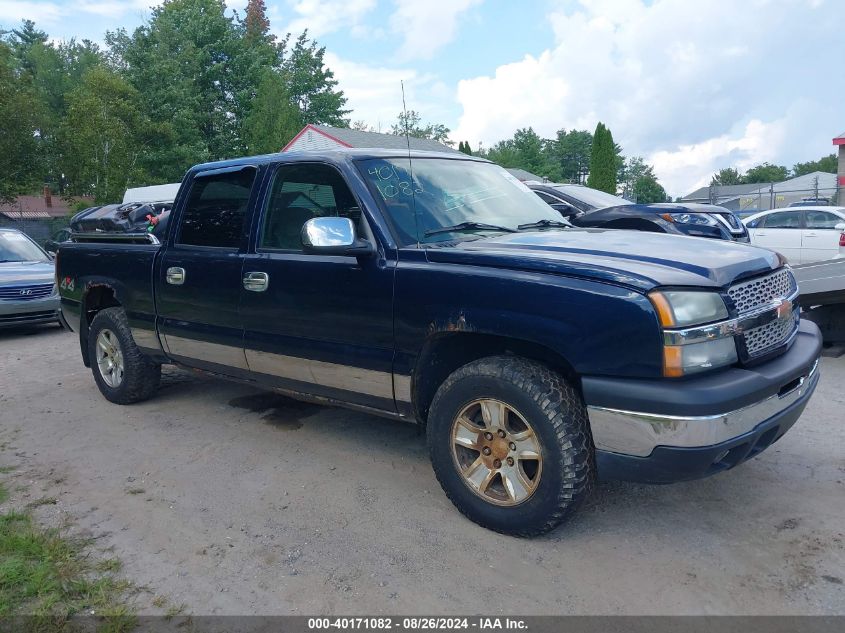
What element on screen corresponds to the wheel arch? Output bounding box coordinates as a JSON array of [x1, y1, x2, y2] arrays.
[[79, 284, 122, 367], [411, 332, 580, 424]]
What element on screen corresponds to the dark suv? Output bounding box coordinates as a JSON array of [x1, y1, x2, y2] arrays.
[[529, 183, 749, 242]]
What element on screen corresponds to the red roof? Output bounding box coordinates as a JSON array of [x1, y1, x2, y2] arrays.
[[834, 132, 845, 146], [282, 124, 353, 152], [0, 195, 92, 219]]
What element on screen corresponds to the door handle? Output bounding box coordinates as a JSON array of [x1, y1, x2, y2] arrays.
[[243, 271, 269, 292], [804, 232, 817, 237], [166, 267, 185, 285]]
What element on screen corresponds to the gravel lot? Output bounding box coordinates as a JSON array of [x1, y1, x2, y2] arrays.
[[0, 325, 843, 615]]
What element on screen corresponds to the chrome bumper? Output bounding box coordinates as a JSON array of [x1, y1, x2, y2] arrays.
[[588, 359, 819, 457]]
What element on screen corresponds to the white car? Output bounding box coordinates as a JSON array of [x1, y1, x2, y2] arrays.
[[742, 206, 845, 264]]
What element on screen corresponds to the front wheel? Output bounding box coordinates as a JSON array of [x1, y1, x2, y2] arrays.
[[427, 356, 595, 536], [88, 307, 161, 404]]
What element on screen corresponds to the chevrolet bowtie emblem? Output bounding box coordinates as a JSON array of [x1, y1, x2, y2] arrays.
[[775, 298, 793, 320]]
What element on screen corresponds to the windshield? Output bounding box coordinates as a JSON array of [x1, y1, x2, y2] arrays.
[[0, 231, 49, 263], [357, 158, 563, 245], [554, 185, 632, 211]]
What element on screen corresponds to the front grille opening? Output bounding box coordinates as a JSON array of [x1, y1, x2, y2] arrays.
[[777, 377, 802, 397], [748, 427, 779, 457], [708, 442, 752, 474]]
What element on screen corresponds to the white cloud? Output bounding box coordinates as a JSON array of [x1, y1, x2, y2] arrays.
[[649, 119, 787, 196], [281, 0, 377, 39], [0, 1, 65, 24], [0, 0, 163, 25], [390, 0, 483, 60], [452, 0, 845, 196], [324, 52, 447, 131]]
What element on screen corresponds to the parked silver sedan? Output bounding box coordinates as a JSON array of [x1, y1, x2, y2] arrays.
[[0, 228, 60, 328]]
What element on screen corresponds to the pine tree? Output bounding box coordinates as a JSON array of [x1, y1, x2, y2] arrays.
[[587, 122, 617, 194], [244, 0, 271, 41], [459, 141, 472, 155]]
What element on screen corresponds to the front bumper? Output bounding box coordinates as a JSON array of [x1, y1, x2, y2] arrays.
[[0, 295, 60, 327], [585, 319, 822, 483]]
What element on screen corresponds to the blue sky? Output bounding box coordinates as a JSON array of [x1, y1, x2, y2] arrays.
[[2, 0, 844, 196]]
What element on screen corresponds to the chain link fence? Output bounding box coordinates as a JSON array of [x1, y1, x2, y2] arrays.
[[693, 182, 841, 217]]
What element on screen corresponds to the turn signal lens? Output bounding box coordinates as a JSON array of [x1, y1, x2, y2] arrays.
[[663, 346, 684, 377], [650, 292, 676, 327]]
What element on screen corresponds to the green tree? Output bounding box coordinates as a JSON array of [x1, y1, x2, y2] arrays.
[[105, 0, 248, 179], [619, 156, 651, 198], [390, 110, 451, 143], [4, 21, 105, 190], [243, 70, 302, 154], [587, 122, 617, 194], [484, 139, 521, 169], [710, 167, 742, 186], [742, 162, 788, 184], [484, 128, 556, 179], [0, 42, 44, 202], [458, 141, 472, 155], [633, 173, 668, 203], [511, 127, 550, 177], [792, 154, 838, 177], [551, 129, 592, 183], [59, 67, 151, 202], [283, 31, 349, 127]]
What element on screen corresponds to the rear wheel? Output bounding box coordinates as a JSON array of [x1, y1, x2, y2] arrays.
[[427, 356, 595, 536], [88, 307, 160, 404]]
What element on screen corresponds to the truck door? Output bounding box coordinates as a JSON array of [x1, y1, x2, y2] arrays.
[[239, 162, 396, 411], [155, 165, 259, 374]]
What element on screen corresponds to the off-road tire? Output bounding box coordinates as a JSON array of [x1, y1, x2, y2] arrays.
[[427, 355, 595, 536], [88, 307, 161, 404]]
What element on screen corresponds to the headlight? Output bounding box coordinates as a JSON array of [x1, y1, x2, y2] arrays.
[[662, 337, 738, 377], [650, 290, 737, 377], [661, 212, 718, 226], [649, 291, 729, 327]]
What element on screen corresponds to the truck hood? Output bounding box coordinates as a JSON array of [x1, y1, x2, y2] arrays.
[[0, 261, 56, 285], [425, 229, 780, 291]]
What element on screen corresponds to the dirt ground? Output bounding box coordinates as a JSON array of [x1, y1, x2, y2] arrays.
[[0, 325, 843, 615]]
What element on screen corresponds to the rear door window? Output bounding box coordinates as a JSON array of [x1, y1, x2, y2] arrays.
[[177, 167, 257, 248], [804, 211, 842, 229]]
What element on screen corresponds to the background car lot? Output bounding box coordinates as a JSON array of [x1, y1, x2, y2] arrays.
[[0, 326, 842, 615]]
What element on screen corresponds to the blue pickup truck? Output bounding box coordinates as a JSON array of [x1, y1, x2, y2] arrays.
[[56, 149, 822, 535]]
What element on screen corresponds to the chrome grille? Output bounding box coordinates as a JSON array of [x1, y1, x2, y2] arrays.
[[728, 269, 798, 358], [728, 269, 796, 314], [0, 283, 55, 301], [744, 310, 799, 356]]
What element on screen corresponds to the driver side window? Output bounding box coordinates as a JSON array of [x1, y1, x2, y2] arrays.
[[260, 163, 361, 251]]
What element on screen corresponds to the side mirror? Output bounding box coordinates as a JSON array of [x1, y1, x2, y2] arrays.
[[44, 240, 58, 253], [301, 216, 375, 257], [835, 223, 845, 231], [550, 202, 578, 219]]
